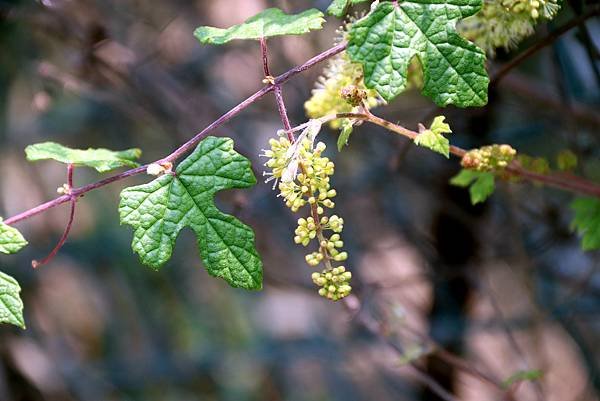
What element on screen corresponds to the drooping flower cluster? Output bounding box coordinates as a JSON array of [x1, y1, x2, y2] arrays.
[[461, 144, 517, 171], [457, 0, 560, 56], [262, 125, 351, 301]]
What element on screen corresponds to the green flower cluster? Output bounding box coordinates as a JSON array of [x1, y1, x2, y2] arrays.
[[461, 144, 517, 171], [304, 18, 382, 129], [312, 266, 352, 301], [458, 0, 560, 55], [263, 134, 351, 301]]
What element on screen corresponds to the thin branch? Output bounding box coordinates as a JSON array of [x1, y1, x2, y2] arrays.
[[303, 111, 600, 198], [491, 5, 600, 85], [260, 38, 293, 136], [31, 164, 77, 268], [3, 42, 347, 226]]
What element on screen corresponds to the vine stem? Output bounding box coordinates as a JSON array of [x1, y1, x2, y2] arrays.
[[3, 42, 347, 226], [305, 111, 600, 198], [31, 164, 77, 268]]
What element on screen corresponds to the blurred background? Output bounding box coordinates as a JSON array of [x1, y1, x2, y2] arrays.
[[0, 0, 599, 400]]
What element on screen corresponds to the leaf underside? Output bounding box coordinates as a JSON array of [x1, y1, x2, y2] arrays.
[[119, 136, 262, 290], [194, 8, 325, 45], [0, 271, 25, 329], [26, 142, 141, 173], [0, 220, 28, 255], [347, 0, 489, 107]]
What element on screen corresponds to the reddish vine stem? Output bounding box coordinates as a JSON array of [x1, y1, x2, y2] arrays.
[[31, 164, 77, 268], [3, 42, 347, 226], [329, 111, 600, 198]]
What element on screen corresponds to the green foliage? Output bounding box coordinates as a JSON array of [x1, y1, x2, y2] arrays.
[[327, 0, 371, 17], [414, 116, 452, 158], [0, 271, 25, 329], [119, 137, 262, 290], [194, 8, 325, 45], [347, 0, 489, 106], [450, 169, 495, 204], [502, 369, 543, 388], [0, 220, 27, 255], [26, 142, 141, 173], [556, 150, 578, 172], [570, 197, 600, 251]]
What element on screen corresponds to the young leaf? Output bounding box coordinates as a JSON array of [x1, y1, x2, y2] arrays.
[[570, 197, 600, 251], [119, 136, 262, 290], [347, 0, 489, 107], [414, 116, 452, 157], [502, 369, 543, 389], [0, 271, 25, 329], [337, 120, 354, 151], [450, 169, 495, 204], [194, 8, 325, 45], [26, 142, 141, 173], [327, 0, 371, 17], [0, 219, 28, 255]]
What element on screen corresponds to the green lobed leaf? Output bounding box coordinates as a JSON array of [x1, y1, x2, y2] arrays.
[[414, 116, 452, 157], [26, 142, 141, 173], [0, 219, 28, 255], [450, 169, 495, 204], [347, 0, 488, 107], [570, 197, 600, 251], [327, 0, 372, 17], [414, 130, 449, 157], [194, 8, 325, 45], [0, 271, 25, 329], [119, 136, 262, 290]]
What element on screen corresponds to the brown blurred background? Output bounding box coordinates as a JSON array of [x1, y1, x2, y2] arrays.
[[0, 0, 599, 400]]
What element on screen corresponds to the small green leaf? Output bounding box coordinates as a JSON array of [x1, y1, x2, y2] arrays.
[[414, 116, 452, 158], [347, 1, 488, 106], [429, 116, 452, 136], [570, 197, 600, 251], [26, 142, 141, 173], [414, 130, 449, 157], [450, 169, 495, 204], [327, 0, 371, 17], [119, 136, 262, 290], [0, 271, 25, 329], [337, 120, 354, 151], [194, 8, 325, 45], [502, 370, 543, 389], [556, 150, 578, 172], [0, 219, 28, 255]]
